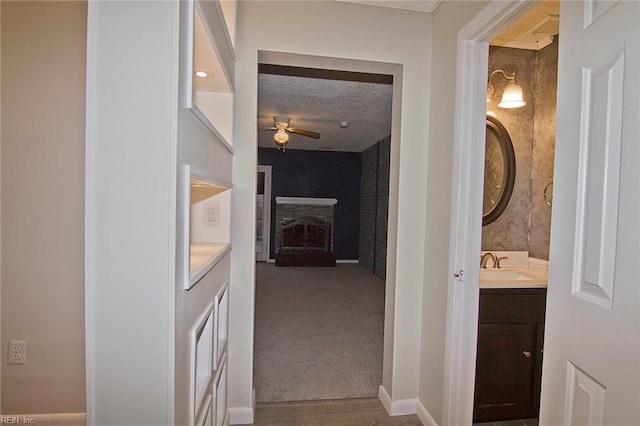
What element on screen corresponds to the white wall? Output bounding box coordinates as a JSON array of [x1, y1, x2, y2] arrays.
[[230, 1, 431, 417], [419, 1, 490, 423], [1, 1, 86, 415], [85, 2, 178, 424]]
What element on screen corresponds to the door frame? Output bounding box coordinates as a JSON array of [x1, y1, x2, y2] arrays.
[[442, 1, 540, 424], [256, 165, 272, 262]]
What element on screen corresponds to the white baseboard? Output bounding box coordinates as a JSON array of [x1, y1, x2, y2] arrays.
[[228, 407, 253, 425], [390, 398, 419, 416], [378, 385, 422, 418], [1, 413, 85, 426], [378, 385, 392, 413], [416, 400, 438, 426], [229, 389, 255, 425]]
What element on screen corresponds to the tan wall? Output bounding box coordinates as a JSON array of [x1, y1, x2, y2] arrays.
[[1, 1, 86, 414], [420, 1, 489, 423], [233, 1, 432, 411]]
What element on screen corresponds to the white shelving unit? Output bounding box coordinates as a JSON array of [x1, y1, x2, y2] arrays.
[[181, 0, 235, 424], [179, 165, 232, 289], [86, 0, 236, 423]]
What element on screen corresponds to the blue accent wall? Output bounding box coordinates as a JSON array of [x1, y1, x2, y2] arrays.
[[258, 148, 361, 260]]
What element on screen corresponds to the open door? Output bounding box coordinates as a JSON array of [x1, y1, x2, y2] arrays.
[[256, 165, 272, 262], [540, 1, 639, 424]]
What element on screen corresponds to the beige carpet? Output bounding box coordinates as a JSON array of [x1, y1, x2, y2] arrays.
[[254, 263, 385, 402]]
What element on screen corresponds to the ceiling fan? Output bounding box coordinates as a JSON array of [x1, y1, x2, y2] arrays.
[[260, 115, 320, 149]]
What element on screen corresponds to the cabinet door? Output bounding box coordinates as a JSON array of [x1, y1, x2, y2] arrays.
[[473, 323, 538, 422]]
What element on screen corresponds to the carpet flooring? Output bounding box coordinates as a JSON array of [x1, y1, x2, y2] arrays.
[[254, 263, 385, 403]]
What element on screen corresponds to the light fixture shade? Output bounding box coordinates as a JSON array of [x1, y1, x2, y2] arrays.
[[274, 128, 289, 145], [498, 80, 526, 108]]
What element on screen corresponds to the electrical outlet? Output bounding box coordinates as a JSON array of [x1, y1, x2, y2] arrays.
[[8, 340, 27, 365]]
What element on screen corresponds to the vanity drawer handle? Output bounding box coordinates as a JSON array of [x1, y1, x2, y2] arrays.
[[523, 351, 532, 358]]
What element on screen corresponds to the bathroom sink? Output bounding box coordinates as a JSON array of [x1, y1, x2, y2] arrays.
[[480, 266, 547, 288]]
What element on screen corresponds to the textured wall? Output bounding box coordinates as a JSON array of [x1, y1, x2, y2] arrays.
[[483, 46, 536, 252], [374, 137, 390, 278], [360, 143, 377, 271], [359, 136, 390, 279], [529, 39, 558, 259], [482, 38, 558, 260], [258, 148, 361, 259]]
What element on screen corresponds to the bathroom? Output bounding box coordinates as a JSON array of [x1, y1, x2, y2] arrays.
[[474, 8, 558, 424]]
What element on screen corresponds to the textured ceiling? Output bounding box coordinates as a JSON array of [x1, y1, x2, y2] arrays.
[[257, 72, 393, 152]]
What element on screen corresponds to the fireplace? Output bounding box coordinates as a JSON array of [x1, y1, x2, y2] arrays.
[[275, 197, 337, 267]]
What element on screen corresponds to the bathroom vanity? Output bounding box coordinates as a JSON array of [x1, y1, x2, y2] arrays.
[[473, 256, 547, 423]]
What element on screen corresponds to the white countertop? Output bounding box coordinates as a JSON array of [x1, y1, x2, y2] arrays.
[[479, 252, 548, 288]]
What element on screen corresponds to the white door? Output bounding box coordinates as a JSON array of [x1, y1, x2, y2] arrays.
[[256, 165, 272, 261], [540, 1, 639, 424]]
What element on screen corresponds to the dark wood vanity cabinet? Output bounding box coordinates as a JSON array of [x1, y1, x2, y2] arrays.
[[473, 288, 547, 422]]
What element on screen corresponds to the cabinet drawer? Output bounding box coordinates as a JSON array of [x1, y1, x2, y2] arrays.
[[479, 288, 547, 323]]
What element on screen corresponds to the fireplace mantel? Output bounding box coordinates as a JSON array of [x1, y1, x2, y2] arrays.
[[275, 197, 338, 206]]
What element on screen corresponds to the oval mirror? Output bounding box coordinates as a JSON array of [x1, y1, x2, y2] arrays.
[[483, 115, 516, 226]]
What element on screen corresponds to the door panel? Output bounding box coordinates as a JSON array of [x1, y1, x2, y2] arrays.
[[474, 323, 536, 421], [540, 1, 639, 424]]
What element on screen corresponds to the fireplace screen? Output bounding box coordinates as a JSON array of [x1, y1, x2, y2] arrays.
[[276, 216, 335, 266]]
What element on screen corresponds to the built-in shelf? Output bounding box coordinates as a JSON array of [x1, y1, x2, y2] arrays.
[[190, 243, 231, 287], [179, 165, 232, 290], [213, 282, 229, 369], [190, 303, 215, 425], [187, 0, 235, 151]]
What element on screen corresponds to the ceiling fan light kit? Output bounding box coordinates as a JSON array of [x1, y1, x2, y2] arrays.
[[273, 115, 291, 130], [274, 128, 289, 145], [259, 115, 321, 149]]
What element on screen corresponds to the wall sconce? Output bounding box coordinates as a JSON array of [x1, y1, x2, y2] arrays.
[[487, 70, 526, 109]]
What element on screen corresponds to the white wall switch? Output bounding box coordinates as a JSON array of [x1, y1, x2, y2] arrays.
[[8, 340, 27, 365]]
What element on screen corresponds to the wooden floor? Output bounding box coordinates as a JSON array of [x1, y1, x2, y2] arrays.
[[253, 397, 423, 425]]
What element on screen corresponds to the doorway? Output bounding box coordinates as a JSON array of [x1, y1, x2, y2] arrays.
[[256, 165, 272, 262], [474, 6, 559, 422], [442, 2, 552, 425], [252, 56, 396, 404]]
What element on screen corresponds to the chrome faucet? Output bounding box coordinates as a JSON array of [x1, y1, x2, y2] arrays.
[[496, 256, 508, 269], [480, 252, 497, 268]]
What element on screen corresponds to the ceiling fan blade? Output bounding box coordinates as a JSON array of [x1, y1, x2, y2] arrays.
[[287, 128, 320, 139], [258, 127, 278, 131]]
